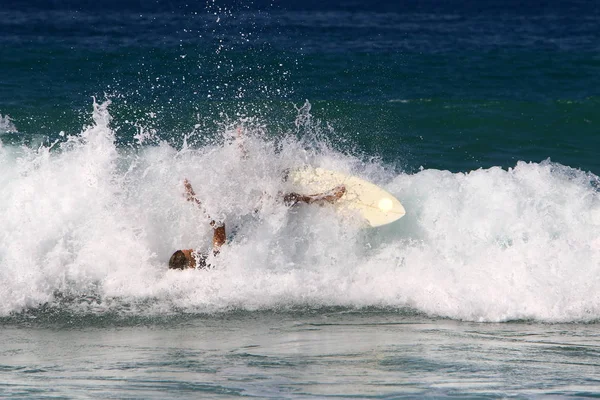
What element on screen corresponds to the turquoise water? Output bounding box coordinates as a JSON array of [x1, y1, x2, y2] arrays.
[[4, 312, 600, 398], [1, 0, 600, 397]]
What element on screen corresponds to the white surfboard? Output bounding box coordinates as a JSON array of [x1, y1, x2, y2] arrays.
[[288, 167, 405, 227]]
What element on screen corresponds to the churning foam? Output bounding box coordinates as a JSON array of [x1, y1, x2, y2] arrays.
[[0, 113, 17, 134], [1, 101, 600, 322]]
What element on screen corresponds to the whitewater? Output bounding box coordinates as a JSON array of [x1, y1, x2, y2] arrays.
[[1, 100, 600, 323]]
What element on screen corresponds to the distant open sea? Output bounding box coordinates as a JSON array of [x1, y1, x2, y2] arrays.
[[1, 0, 600, 398]]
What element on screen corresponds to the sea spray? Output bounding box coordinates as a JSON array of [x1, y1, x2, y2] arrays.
[[0, 114, 17, 134], [382, 163, 600, 321], [1, 101, 600, 322], [0, 100, 158, 315]]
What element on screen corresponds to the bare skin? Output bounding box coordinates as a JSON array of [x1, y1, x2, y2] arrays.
[[174, 179, 346, 269], [282, 185, 346, 206], [172, 126, 346, 269]]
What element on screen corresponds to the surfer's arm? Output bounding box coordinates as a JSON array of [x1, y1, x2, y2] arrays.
[[182, 178, 226, 256], [283, 185, 346, 206], [183, 178, 224, 231], [183, 178, 212, 220], [183, 178, 203, 208]]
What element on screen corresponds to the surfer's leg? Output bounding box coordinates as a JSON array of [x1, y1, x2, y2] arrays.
[[283, 185, 346, 206]]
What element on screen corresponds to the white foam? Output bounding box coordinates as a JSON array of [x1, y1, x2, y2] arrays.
[[0, 113, 18, 133], [1, 101, 600, 322]]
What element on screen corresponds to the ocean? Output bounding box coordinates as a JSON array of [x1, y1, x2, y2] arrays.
[[1, 0, 600, 397]]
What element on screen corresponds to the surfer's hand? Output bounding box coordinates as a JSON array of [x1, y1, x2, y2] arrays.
[[183, 179, 205, 210], [183, 179, 195, 196], [183, 179, 200, 205]]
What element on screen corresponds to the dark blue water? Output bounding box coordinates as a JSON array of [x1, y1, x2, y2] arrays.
[[1, 0, 599, 172]]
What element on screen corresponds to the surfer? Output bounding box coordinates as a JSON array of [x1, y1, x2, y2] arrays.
[[168, 178, 346, 270]]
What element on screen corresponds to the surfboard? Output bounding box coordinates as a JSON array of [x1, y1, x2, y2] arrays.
[[288, 167, 405, 227]]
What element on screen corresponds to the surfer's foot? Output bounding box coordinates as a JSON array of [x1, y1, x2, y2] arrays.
[[322, 185, 346, 203], [283, 192, 304, 206], [308, 185, 346, 204]]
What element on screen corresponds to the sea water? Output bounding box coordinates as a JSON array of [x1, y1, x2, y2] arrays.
[[4, 312, 600, 398], [1, 0, 600, 398]]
